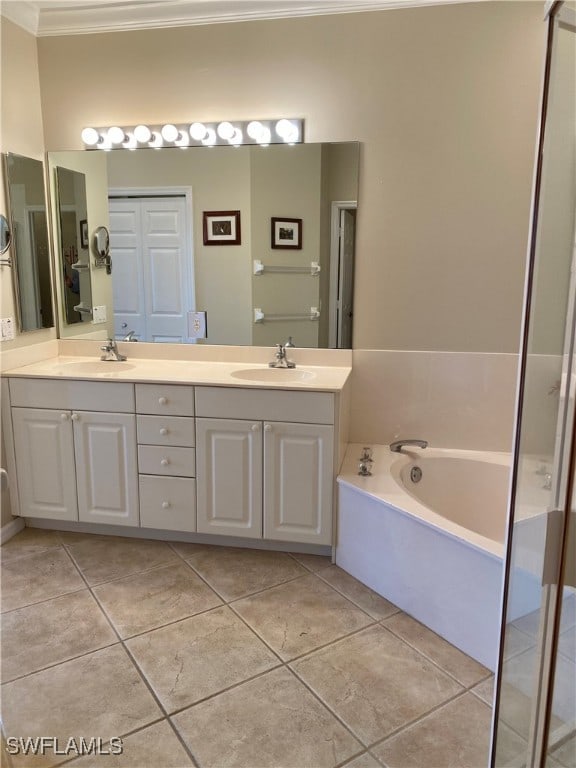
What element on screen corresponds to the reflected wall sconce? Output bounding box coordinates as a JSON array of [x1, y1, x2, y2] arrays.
[[81, 119, 303, 150]]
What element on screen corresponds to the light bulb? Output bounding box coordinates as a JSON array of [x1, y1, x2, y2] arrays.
[[189, 122, 207, 141], [217, 121, 235, 140], [247, 121, 264, 140], [275, 119, 299, 143], [258, 127, 271, 145], [201, 128, 216, 146], [81, 127, 100, 146], [107, 126, 126, 144], [161, 124, 180, 142], [133, 124, 152, 143]]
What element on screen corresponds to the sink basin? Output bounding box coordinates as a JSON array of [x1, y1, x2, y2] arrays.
[[231, 367, 315, 383], [57, 361, 136, 374]]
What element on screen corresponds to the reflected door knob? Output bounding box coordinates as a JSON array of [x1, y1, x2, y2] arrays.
[[162, 501, 170, 509], [158, 397, 168, 405], [160, 458, 169, 467], [160, 428, 168, 435]]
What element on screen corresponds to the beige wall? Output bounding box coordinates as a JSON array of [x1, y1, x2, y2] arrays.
[[0, 16, 56, 351], [36, 2, 545, 353]]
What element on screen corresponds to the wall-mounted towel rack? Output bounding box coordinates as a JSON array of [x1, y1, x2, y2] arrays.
[[253, 260, 320, 276], [73, 303, 94, 316], [254, 307, 320, 323], [0, 257, 12, 267]]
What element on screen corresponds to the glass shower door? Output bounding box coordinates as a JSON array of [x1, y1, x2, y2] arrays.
[[492, 2, 576, 766]]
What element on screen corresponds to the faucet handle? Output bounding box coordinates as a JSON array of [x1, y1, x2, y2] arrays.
[[359, 446, 373, 461]]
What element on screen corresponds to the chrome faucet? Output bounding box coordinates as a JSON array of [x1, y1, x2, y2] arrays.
[[100, 338, 127, 362], [389, 439, 428, 453], [122, 330, 138, 342], [269, 337, 296, 368]]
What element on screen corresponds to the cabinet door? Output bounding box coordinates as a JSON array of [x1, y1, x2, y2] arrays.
[[73, 411, 139, 526], [196, 418, 262, 538], [264, 422, 333, 545], [11, 408, 78, 521]]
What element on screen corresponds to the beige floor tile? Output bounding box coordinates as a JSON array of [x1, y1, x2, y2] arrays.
[[93, 561, 222, 637], [382, 612, 489, 686], [172, 667, 362, 768], [558, 623, 575, 661], [290, 552, 333, 572], [471, 675, 494, 705], [64, 535, 179, 585], [0, 528, 63, 563], [186, 547, 306, 600], [1, 590, 117, 682], [373, 693, 492, 768], [67, 720, 194, 767], [319, 566, 399, 620], [0, 549, 85, 613], [342, 753, 382, 768], [292, 624, 463, 745], [234, 573, 373, 660], [168, 541, 220, 558], [2, 645, 162, 768], [126, 605, 279, 712], [493, 723, 529, 766], [503, 624, 536, 660]]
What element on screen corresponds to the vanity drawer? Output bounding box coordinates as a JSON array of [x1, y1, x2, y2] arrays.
[[195, 386, 334, 425], [139, 475, 196, 532], [8, 378, 135, 412], [138, 445, 195, 477], [137, 415, 195, 447], [135, 384, 194, 416]]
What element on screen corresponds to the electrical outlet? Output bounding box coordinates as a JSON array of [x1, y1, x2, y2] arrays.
[[1, 317, 15, 341], [92, 305, 107, 324]]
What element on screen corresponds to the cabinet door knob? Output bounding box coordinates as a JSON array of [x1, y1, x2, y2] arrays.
[[251, 423, 260, 432], [162, 501, 171, 509], [60, 412, 69, 421], [71, 413, 79, 421], [158, 397, 168, 405], [159, 427, 168, 436], [160, 458, 169, 466], [264, 424, 272, 432]]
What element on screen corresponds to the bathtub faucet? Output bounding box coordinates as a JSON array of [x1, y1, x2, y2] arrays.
[[389, 439, 428, 453]]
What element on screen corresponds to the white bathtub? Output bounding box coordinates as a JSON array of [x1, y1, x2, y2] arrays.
[[336, 444, 512, 670]]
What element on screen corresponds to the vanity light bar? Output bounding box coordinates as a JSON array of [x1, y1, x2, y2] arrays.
[[81, 119, 303, 150]]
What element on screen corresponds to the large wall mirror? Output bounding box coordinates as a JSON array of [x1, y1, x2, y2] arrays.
[[4, 153, 54, 332], [48, 142, 359, 348]]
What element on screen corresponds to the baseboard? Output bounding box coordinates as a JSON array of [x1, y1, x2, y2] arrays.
[[0, 517, 25, 545]]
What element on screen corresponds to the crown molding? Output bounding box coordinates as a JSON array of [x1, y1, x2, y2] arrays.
[[1, 0, 483, 37]]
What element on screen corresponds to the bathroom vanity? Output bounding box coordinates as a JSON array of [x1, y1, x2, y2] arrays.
[[2, 348, 351, 554]]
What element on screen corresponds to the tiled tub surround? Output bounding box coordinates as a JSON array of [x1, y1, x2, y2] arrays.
[[0, 528, 506, 768]]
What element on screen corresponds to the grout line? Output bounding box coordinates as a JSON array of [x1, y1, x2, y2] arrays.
[[0, 585, 89, 616], [313, 567, 402, 622], [378, 619, 490, 691]]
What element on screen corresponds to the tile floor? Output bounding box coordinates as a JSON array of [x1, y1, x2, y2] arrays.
[[0, 527, 500, 768]]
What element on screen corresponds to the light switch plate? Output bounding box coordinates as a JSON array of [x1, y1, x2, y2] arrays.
[[1, 317, 15, 341], [92, 305, 107, 324]]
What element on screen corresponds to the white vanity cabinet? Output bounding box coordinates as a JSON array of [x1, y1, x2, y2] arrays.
[[195, 387, 335, 545], [9, 379, 138, 526], [135, 384, 196, 532]]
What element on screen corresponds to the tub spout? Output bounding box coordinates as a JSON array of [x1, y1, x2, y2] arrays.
[[390, 439, 428, 453]]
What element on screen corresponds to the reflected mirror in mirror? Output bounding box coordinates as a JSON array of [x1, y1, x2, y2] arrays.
[[49, 142, 359, 348], [55, 166, 93, 325], [94, 225, 109, 257], [0, 214, 10, 254], [4, 153, 54, 331]]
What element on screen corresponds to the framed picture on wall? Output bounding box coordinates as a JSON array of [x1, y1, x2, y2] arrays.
[[79, 219, 88, 249], [271, 217, 302, 249], [203, 210, 241, 245]]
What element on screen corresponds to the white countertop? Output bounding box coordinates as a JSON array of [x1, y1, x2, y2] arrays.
[[3, 355, 351, 393]]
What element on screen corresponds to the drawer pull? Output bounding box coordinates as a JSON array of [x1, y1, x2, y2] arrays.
[[160, 458, 169, 467], [251, 423, 260, 432], [264, 423, 272, 432], [60, 412, 69, 421], [71, 413, 79, 422], [159, 427, 169, 436], [158, 397, 168, 405], [162, 501, 171, 509]]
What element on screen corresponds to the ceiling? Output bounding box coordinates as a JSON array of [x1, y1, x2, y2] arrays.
[[1, 0, 482, 36]]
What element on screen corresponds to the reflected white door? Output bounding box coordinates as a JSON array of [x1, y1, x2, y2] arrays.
[[109, 197, 193, 342]]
